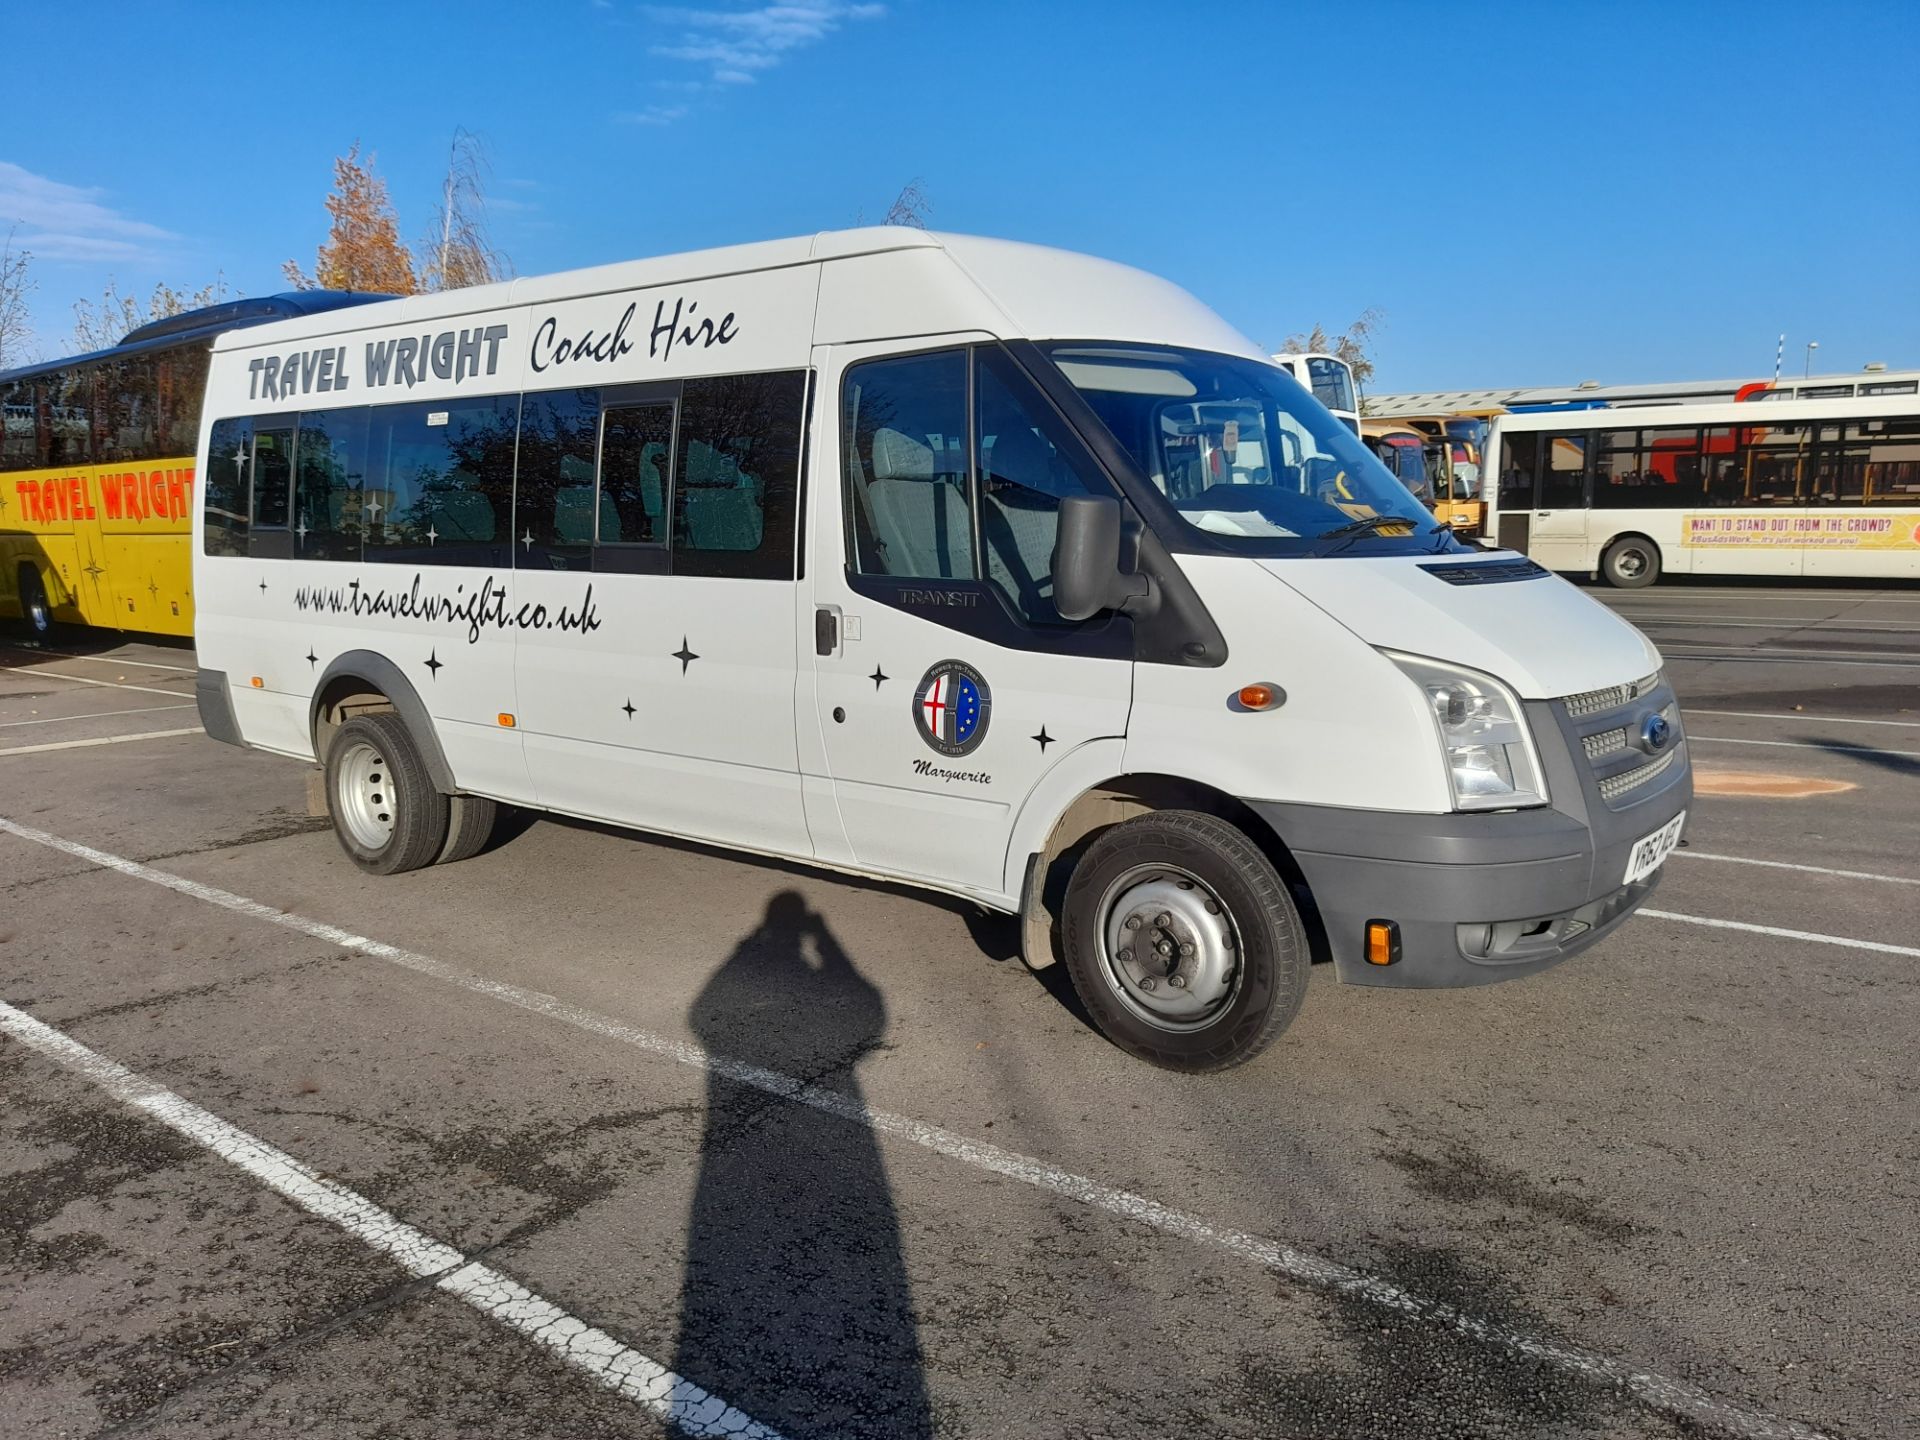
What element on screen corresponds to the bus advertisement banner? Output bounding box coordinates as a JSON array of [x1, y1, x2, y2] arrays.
[[1681, 513, 1920, 550]]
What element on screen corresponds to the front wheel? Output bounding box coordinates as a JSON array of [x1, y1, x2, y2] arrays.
[[1061, 810, 1308, 1072], [1602, 535, 1662, 589], [326, 712, 450, 875]]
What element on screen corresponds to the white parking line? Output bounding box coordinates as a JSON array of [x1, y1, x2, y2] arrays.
[[1642, 909, 1920, 958], [0, 703, 197, 729], [0, 727, 203, 758], [1685, 709, 1920, 729], [1633, 616, 1920, 631], [0, 814, 1836, 1440], [0, 665, 193, 699], [0, 997, 783, 1440], [1677, 851, 1920, 885], [1658, 650, 1920, 670], [1687, 734, 1920, 761], [0, 645, 196, 673]]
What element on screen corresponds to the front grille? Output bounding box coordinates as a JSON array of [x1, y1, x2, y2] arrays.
[[1599, 747, 1679, 802], [1583, 728, 1628, 760], [1565, 671, 1663, 717]]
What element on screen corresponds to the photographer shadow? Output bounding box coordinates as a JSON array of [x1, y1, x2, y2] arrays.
[[673, 890, 931, 1438]]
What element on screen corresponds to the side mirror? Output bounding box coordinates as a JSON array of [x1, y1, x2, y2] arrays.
[[1053, 495, 1150, 622]]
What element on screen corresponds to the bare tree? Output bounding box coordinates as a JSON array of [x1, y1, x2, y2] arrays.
[[421, 127, 509, 293], [883, 179, 931, 229], [1282, 307, 1386, 391], [71, 276, 232, 355], [0, 226, 34, 369]]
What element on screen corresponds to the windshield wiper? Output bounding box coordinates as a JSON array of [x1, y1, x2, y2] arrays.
[[1314, 513, 1422, 554]]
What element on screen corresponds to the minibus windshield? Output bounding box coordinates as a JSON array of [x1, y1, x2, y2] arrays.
[[1048, 345, 1448, 554]]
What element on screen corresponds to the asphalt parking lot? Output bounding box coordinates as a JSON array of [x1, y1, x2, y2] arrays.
[[2, 580, 1915, 1440]]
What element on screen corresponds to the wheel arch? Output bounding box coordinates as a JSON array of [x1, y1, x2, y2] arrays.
[[309, 650, 456, 792], [1012, 768, 1327, 972]]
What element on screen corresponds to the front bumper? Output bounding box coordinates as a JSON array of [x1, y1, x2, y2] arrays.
[[1250, 685, 1692, 988]]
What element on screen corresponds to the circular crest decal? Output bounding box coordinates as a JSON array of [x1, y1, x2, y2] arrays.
[[913, 659, 991, 757]]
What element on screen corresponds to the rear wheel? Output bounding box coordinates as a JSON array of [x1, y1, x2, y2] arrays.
[[1602, 535, 1661, 589], [1061, 810, 1308, 1072], [326, 712, 449, 875], [17, 567, 56, 641], [436, 793, 500, 865]]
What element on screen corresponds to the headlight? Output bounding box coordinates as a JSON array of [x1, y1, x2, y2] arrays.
[[1383, 651, 1548, 811]]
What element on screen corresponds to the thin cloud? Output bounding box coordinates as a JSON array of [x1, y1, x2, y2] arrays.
[[0, 161, 177, 264], [615, 104, 691, 126], [644, 2, 884, 84]]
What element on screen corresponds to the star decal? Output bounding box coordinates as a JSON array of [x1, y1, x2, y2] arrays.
[[148, 577, 161, 600], [82, 549, 106, 582], [1032, 726, 1055, 753], [258, 578, 268, 594], [306, 649, 319, 669], [522, 529, 535, 551], [621, 698, 637, 719], [425, 650, 443, 679], [365, 497, 383, 523], [869, 665, 889, 690], [673, 638, 699, 674], [426, 524, 439, 546], [295, 516, 309, 546], [231, 444, 250, 472]]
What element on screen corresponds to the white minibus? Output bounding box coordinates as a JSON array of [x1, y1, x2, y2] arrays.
[[194, 229, 1690, 1071]]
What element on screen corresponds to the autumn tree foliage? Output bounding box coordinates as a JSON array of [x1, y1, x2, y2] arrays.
[[72, 276, 232, 354], [1281, 308, 1386, 392], [284, 143, 419, 295]]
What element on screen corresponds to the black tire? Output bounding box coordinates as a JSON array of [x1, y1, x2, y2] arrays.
[[18, 567, 56, 641], [1601, 535, 1661, 589], [1061, 810, 1308, 1072], [325, 712, 450, 875], [435, 793, 500, 865]]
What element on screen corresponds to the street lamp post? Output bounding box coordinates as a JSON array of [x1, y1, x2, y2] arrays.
[[1805, 340, 1819, 378]]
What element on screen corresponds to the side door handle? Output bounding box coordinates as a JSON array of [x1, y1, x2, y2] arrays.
[[815, 605, 841, 657]]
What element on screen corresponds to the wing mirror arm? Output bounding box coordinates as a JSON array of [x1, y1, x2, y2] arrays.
[[1053, 495, 1153, 622]]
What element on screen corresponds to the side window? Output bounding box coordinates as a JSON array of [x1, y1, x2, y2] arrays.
[[974, 346, 1109, 625], [157, 345, 208, 457], [43, 370, 91, 468], [293, 409, 369, 562], [1540, 434, 1587, 508], [92, 360, 156, 465], [1496, 431, 1538, 511], [672, 370, 806, 580], [842, 350, 973, 581], [599, 402, 675, 546], [251, 423, 294, 530], [364, 396, 518, 566], [203, 416, 253, 556], [1739, 424, 1808, 504], [0, 380, 34, 471], [515, 388, 601, 569]]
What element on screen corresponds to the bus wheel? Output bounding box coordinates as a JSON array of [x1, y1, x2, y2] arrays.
[[1602, 536, 1662, 589], [326, 713, 450, 875], [18, 568, 56, 641], [435, 793, 500, 865], [1060, 810, 1307, 1072]]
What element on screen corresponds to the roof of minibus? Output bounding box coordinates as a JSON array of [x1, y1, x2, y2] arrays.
[[206, 228, 1264, 359], [1490, 394, 1920, 430]]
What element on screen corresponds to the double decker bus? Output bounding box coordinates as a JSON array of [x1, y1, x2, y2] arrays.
[[1271, 351, 1360, 434], [1485, 395, 1920, 586], [2, 292, 383, 638]]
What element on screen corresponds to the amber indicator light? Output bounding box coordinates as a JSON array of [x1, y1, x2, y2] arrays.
[[249, 676, 264, 688], [497, 713, 517, 728], [1365, 920, 1401, 966], [1236, 684, 1277, 711]]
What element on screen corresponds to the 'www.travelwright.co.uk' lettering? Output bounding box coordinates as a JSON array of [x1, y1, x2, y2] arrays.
[[292, 574, 602, 646]]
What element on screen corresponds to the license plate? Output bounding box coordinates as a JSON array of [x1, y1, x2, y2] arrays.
[[1623, 810, 1686, 886]]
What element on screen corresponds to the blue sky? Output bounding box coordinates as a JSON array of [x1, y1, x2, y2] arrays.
[[3, 1, 1916, 391]]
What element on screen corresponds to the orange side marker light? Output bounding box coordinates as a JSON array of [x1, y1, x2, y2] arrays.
[[497, 713, 516, 728], [1236, 684, 1282, 711], [1366, 920, 1401, 966], [249, 676, 264, 688]]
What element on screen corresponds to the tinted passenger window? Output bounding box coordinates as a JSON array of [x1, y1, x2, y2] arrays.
[[43, 371, 91, 467], [157, 345, 208, 456], [204, 416, 253, 555], [516, 388, 601, 569], [364, 397, 518, 565], [0, 381, 34, 471], [1540, 434, 1586, 508], [842, 350, 973, 580], [251, 424, 294, 529], [975, 346, 1108, 624], [1497, 432, 1538, 510], [600, 403, 674, 545], [293, 409, 369, 561], [672, 370, 805, 579]]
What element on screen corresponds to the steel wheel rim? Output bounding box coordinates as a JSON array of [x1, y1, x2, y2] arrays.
[[335, 740, 396, 851], [1617, 548, 1647, 577], [1093, 863, 1243, 1032]]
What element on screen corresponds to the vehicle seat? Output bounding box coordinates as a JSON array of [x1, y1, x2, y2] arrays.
[[866, 427, 969, 578]]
